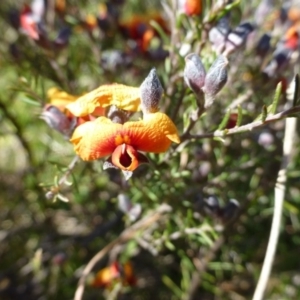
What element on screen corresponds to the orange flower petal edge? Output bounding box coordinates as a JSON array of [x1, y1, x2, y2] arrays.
[[70, 117, 122, 160], [123, 112, 180, 153], [66, 84, 141, 117], [70, 112, 180, 164]]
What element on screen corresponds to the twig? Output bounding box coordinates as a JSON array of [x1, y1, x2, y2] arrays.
[[58, 155, 80, 186], [181, 92, 206, 139], [252, 116, 297, 300], [74, 204, 172, 300], [153, 225, 213, 246], [183, 105, 300, 141]]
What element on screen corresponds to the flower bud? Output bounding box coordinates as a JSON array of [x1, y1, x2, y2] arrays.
[[209, 15, 231, 54], [203, 55, 228, 108], [220, 199, 240, 223], [140, 68, 163, 114], [107, 105, 132, 124], [40, 105, 76, 137], [256, 33, 271, 58], [224, 22, 254, 56], [178, 0, 202, 16], [204, 195, 220, 216], [53, 27, 72, 49], [184, 53, 206, 96]]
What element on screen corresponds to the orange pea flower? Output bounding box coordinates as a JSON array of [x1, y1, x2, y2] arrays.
[[91, 261, 136, 288], [118, 13, 170, 52], [69, 69, 180, 175], [41, 87, 105, 137], [71, 112, 180, 171]]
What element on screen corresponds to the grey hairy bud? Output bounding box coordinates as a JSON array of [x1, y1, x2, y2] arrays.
[[184, 53, 206, 96], [203, 55, 228, 108], [40, 105, 76, 137], [140, 68, 163, 114]]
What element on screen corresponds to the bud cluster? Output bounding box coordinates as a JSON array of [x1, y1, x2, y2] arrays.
[[184, 53, 228, 109]]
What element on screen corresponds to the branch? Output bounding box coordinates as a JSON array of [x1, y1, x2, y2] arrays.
[[183, 105, 300, 141], [252, 116, 297, 300], [58, 155, 80, 186], [74, 204, 172, 300]]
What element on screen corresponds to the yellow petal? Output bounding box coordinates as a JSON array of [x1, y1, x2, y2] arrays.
[[143, 112, 180, 144], [66, 84, 141, 117], [124, 112, 180, 153], [47, 87, 78, 109]]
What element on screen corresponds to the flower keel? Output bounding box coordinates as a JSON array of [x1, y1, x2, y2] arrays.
[[111, 144, 139, 171]]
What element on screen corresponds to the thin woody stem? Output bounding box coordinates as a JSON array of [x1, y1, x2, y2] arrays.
[[58, 155, 80, 186], [74, 204, 172, 300], [182, 105, 300, 141], [181, 93, 206, 139], [252, 116, 297, 300]]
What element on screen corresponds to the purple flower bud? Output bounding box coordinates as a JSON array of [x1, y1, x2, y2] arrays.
[[184, 53, 206, 96], [204, 195, 220, 216], [53, 27, 72, 49], [209, 15, 231, 54], [140, 68, 163, 114], [263, 44, 292, 77], [40, 105, 76, 137], [256, 33, 271, 58], [224, 22, 254, 56], [220, 199, 240, 223], [203, 55, 228, 108]]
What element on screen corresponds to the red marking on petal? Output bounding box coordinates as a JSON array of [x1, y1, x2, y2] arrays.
[[111, 144, 139, 171]]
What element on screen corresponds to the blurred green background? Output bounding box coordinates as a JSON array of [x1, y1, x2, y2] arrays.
[[1, 0, 300, 299]]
